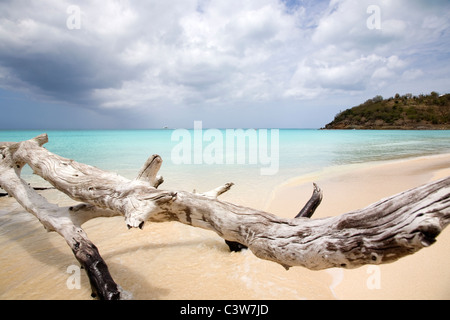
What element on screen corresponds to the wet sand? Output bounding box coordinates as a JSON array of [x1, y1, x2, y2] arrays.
[[0, 153, 449, 300]]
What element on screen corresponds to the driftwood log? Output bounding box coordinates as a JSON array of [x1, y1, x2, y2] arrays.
[[0, 134, 449, 300]]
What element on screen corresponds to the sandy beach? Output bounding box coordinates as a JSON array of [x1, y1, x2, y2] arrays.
[[266, 152, 450, 299], [0, 153, 449, 300]]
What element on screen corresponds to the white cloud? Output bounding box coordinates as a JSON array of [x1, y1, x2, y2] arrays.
[[87, 0, 306, 108], [402, 69, 424, 81], [0, 0, 449, 128], [288, 53, 399, 96], [285, 0, 450, 99]]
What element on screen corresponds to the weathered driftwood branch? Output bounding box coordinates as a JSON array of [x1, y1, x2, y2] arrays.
[[225, 182, 323, 252], [0, 136, 122, 299], [296, 183, 323, 218], [1, 134, 449, 300], [136, 154, 164, 188]]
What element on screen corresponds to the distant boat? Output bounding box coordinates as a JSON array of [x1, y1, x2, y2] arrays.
[[163, 126, 168, 129]]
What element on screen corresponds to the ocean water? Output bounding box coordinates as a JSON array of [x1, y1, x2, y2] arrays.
[[1, 129, 450, 300], [1, 129, 449, 207]]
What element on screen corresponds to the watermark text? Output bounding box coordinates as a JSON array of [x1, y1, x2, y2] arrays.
[[66, 5, 81, 30], [171, 121, 279, 175], [367, 5, 381, 30], [66, 264, 81, 290]]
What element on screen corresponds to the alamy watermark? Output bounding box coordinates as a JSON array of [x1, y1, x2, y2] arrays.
[[171, 121, 279, 175], [66, 5, 81, 30], [367, 5, 381, 30], [366, 265, 381, 290], [66, 264, 81, 290]]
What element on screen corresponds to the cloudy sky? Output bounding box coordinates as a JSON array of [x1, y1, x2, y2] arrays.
[[0, 0, 449, 129]]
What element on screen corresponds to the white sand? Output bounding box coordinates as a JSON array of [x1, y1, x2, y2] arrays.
[[266, 153, 450, 299]]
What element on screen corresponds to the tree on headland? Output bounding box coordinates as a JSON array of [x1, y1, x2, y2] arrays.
[[324, 91, 450, 129]]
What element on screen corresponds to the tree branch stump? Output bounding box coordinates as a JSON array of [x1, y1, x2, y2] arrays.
[[1, 134, 449, 299]]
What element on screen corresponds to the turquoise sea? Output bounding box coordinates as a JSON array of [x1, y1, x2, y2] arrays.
[[1, 129, 450, 208]]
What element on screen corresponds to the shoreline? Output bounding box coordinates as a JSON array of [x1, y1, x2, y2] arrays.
[[265, 152, 450, 216]]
